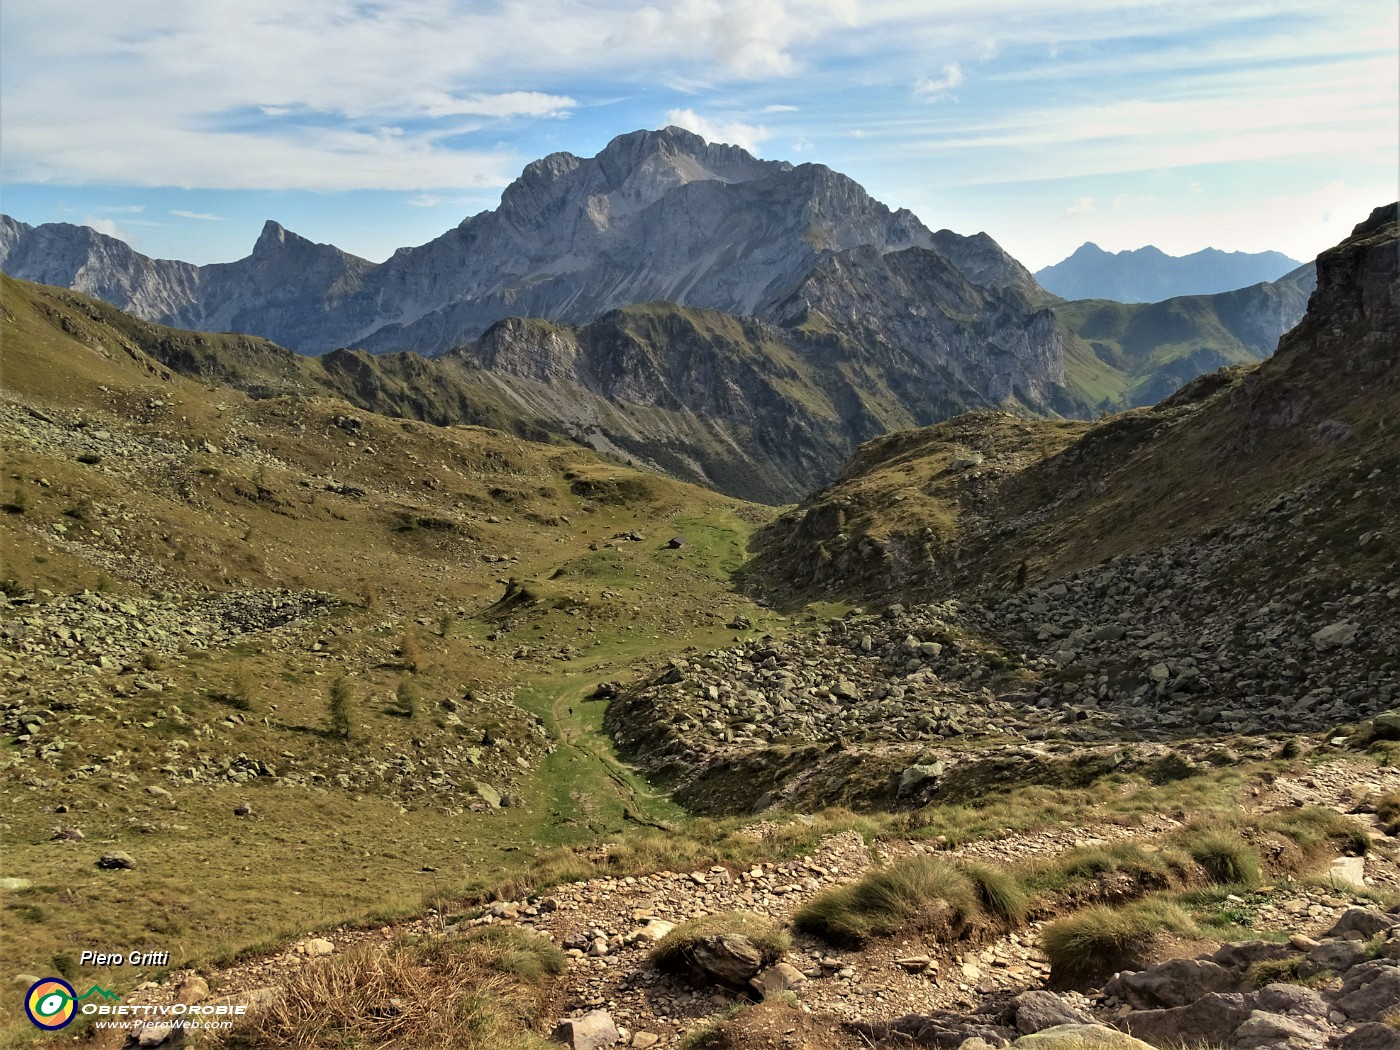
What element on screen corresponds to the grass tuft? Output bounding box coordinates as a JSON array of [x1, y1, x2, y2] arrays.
[[794, 854, 978, 945], [961, 861, 1032, 924], [1177, 828, 1262, 886], [1042, 896, 1199, 985], [211, 932, 557, 1049]]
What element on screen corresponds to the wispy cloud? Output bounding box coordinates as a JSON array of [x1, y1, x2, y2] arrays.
[[171, 209, 223, 220], [763, 104, 799, 113], [1065, 196, 1094, 216], [664, 109, 770, 154], [914, 64, 964, 100]]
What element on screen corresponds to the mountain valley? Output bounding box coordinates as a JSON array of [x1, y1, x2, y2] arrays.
[[1, 131, 1319, 504], [1, 145, 1397, 1050]]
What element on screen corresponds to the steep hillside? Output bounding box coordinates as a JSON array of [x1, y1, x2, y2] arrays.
[[748, 204, 1395, 600], [1037, 241, 1302, 301], [1057, 262, 1316, 409], [2, 275, 1080, 503]]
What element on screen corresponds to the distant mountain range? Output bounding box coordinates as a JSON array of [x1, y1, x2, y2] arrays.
[[0, 128, 1319, 501], [1036, 242, 1302, 302]]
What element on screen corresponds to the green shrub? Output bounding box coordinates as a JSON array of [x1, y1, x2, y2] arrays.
[[961, 862, 1031, 924], [1372, 792, 1400, 836], [1261, 806, 1370, 858], [467, 926, 566, 981]]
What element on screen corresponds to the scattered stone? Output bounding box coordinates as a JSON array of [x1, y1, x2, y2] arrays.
[[551, 1009, 620, 1050]]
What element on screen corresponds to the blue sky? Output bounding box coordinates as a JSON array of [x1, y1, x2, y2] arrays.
[[1, 0, 1394, 270]]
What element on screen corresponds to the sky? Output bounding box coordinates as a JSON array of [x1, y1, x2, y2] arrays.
[[1, 0, 1395, 271]]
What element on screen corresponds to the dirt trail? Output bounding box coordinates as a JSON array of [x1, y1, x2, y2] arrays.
[[112, 758, 1399, 1048]]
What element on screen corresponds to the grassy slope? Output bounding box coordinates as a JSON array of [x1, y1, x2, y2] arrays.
[[747, 206, 1395, 601], [0, 275, 787, 1000]]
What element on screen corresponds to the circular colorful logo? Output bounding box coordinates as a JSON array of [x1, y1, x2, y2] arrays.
[[25, 978, 77, 1030]]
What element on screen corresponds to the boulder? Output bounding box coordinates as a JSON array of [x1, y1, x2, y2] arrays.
[[1332, 1023, 1400, 1050], [1255, 982, 1329, 1018], [1326, 909, 1399, 940], [175, 975, 209, 1006], [551, 1010, 620, 1050], [97, 851, 136, 869], [1334, 965, 1400, 1022], [690, 933, 766, 986], [1108, 959, 1240, 1009], [749, 962, 807, 998], [898, 763, 945, 796], [1231, 1010, 1329, 1049], [1011, 991, 1094, 1034], [1015, 1024, 1158, 1050], [1311, 622, 1358, 649], [1120, 992, 1254, 1048]]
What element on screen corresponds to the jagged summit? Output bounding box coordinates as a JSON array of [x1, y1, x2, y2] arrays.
[[1, 127, 1031, 356]]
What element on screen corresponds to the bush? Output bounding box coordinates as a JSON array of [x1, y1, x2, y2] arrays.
[[1032, 841, 1193, 894], [1179, 829, 1262, 886], [1261, 806, 1370, 859], [212, 665, 256, 711], [468, 926, 566, 981], [400, 628, 422, 673], [1372, 792, 1400, 836], [794, 855, 978, 945], [394, 678, 419, 719], [327, 676, 354, 739], [1042, 897, 1198, 985]]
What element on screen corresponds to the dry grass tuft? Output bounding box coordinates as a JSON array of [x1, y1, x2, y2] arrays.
[[213, 931, 558, 1049]]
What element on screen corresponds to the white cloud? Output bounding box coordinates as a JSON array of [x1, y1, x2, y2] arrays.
[[416, 91, 575, 120], [407, 194, 442, 208], [1065, 196, 1095, 217], [171, 209, 223, 220], [94, 204, 146, 214], [81, 215, 140, 243], [763, 104, 799, 113], [914, 64, 964, 100], [663, 109, 770, 153]]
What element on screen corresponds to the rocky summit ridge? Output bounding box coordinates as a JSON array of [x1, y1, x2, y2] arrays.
[[0, 127, 1006, 357]]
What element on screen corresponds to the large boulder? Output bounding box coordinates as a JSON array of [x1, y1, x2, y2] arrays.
[[1012, 991, 1096, 1034], [689, 934, 766, 986], [1107, 959, 1240, 1009], [1120, 992, 1254, 1048], [1334, 964, 1400, 1022], [1326, 909, 1399, 940], [1333, 1023, 1400, 1050]]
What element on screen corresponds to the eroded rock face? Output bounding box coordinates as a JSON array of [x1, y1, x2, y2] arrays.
[[1104, 905, 1400, 1050]]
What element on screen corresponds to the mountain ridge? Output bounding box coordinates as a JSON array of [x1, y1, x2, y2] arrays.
[[2, 127, 1016, 357]]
